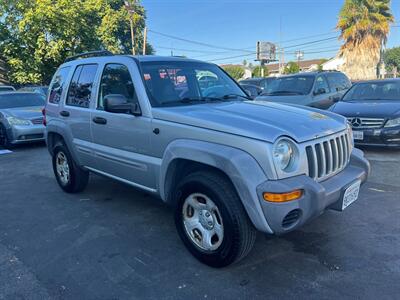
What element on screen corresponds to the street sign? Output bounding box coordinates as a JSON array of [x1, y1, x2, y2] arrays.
[[256, 42, 276, 62]]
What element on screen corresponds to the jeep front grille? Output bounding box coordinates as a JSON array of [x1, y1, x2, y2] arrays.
[[306, 131, 351, 181], [347, 117, 385, 129]]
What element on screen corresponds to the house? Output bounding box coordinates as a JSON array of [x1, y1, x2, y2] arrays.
[[266, 59, 327, 75], [321, 56, 345, 72]]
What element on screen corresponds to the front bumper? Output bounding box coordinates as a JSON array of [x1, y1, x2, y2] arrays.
[[256, 148, 370, 234], [8, 124, 45, 144], [353, 127, 400, 148]]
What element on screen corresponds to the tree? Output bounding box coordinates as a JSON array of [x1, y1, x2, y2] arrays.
[[283, 61, 300, 74], [384, 47, 400, 76], [317, 59, 328, 71], [337, 0, 394, 80], [252, 65, 268, 77], [0, 0, 154, 85], [222, 65, 245, 80], [242, 59, 248, 66]]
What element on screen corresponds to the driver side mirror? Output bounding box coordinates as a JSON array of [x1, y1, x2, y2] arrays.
[[104, 94, 141, 116], [314, 88, 326, 96]]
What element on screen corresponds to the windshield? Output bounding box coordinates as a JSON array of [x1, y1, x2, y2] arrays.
[[343, 81, 400, 101], [0, 93, 45, 109], [263, 75, 314, 95], [140, 61, 247, 107]]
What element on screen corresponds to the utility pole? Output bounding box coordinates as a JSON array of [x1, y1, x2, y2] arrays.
[[124, 1, 135, 55], [143, 27, 147, 55], [295, 50, 304, 69]]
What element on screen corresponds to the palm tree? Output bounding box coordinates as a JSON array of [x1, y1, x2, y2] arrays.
[[337, 0, 394, 80]]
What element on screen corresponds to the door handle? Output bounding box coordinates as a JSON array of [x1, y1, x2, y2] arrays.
[[92, 116, 107, 125], [59, 110, 70, 117]]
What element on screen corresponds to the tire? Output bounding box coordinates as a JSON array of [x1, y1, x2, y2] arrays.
[[52, 142, 89, 193], [0, 124, 12, 149], [174, 170, 256, 268]]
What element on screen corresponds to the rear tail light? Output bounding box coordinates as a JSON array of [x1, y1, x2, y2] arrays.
[[42, 107, 47, 126]]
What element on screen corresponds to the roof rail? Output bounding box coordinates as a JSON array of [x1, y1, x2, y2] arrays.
[[64, 50, 113, 62]]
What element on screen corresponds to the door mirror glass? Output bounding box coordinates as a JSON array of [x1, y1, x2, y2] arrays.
[[104, 94, 141, 116]]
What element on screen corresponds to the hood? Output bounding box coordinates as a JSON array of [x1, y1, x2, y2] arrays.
[[255, 94, 309, 105], [152, 101, 346, 143], [0, 106, 43, 120], [331, 100, 400, 118]]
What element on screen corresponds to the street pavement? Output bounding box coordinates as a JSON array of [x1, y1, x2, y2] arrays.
[[0, 144, 399, 300]]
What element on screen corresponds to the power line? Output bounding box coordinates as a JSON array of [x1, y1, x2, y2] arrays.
[[148, 29, 253, 53]]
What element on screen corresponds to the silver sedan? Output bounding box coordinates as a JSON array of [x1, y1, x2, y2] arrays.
[[0, 92, 46, 148]]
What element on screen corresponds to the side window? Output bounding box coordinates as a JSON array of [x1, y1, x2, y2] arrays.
[[66, 64, 98, 108], [98, 64, 137, 110], [314, 76, 329, 94], [48, 66, 71, 104]]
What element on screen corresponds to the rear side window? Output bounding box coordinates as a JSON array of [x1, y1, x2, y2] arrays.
[[327, 73, 351, 92], [98, 64, 137, 110], [66, 64, 98, 108], [48, 66, 71, 104]]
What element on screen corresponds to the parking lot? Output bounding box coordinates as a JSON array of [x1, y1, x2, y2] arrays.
[[0, 144, 399, 300]]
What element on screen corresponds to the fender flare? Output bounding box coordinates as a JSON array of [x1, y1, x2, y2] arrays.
[[160, 139, 273, 233]]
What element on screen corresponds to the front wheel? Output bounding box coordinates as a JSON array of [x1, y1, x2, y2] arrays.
[[174, 171, 256, 267], [52, 143, 89, 193]]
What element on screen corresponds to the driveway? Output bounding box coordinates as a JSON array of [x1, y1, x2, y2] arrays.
[[0, 145, 399, 300]]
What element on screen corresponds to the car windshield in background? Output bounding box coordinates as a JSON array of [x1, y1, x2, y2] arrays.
[[0, 93, 45, 109], [263, 76, 314, 95], [140, 61, 246, 107], [0, 87, 15, 93], [343, 81, 400, 101]]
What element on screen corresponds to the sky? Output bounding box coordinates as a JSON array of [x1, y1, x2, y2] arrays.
[[141, 0, 400, 65]]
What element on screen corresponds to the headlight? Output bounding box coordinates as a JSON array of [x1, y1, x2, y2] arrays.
[[6, 116, 31, 126], [385, 117, 400, 128], [272, 138, 297, 172]]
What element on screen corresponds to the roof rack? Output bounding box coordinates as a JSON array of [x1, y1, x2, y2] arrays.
[[64, 50, 113, 62]]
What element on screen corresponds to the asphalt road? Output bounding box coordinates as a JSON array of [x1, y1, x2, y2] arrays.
[[0, 144, 399, 300]]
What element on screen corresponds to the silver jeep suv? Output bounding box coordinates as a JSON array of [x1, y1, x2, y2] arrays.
[[44, 52, 370, 267]]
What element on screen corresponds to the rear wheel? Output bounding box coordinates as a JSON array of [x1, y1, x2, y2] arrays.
[[0, 124, 12, 148], [174, 171, 256, 268], [52, 143, 89, 193]]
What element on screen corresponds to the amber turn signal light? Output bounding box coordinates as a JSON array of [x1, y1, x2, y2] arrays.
[[263, 190, 303, 202]]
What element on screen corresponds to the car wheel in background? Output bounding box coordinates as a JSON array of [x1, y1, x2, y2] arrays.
[[52, 143, 89, 193], [0, 124, 12, 149], [174, 170, 256, 268]]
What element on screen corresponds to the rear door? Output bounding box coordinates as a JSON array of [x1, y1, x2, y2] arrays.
[[90, 62, 154, 190], [60, 64, 99, 167]]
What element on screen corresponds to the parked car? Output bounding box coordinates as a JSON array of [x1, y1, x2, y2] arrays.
[[0, 92, 46, 147], [0, 85, 16, 93], [239, 77, 276, 90], [19, 86, 49, 97], [330, 79, 400, 148], [256, 71, 352, 109], [44, 52, 369, 267], [239, 83, 262, 99]]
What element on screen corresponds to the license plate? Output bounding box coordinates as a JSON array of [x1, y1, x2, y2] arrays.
[[353, 130, 364, 140], [342, 180, 361, 210]]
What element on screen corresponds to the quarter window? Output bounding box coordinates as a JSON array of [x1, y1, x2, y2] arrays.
[[48, 66, 70, 104], [327, 73, 351, 92], [98, 64, 137, 110], [66, 64, 98, 108]]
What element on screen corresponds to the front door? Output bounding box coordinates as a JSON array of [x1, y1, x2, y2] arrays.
[[90, 63, 155, 190]]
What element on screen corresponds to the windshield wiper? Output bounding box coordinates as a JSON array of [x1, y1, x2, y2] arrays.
[[221, 94, 252, 100], [263, 91, 304, 96]]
